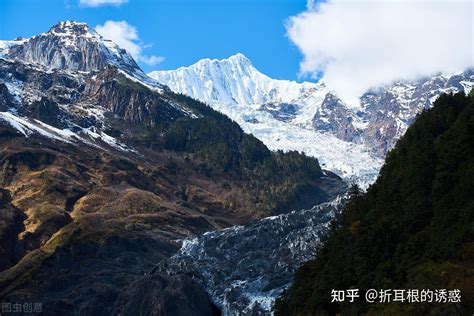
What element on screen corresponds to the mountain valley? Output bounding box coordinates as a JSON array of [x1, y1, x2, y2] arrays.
[[0, 21, 345, 315], [0, 19, 473, 316]]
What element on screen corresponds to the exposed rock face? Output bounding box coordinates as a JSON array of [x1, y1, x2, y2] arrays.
[[0, 21, 179, 132], [0, 84, 14, 111], [357, 72, 474, 155], [25, 98, 69, 129], [0, 58, 85, 105], [312, 93, 359, 142], [0, 57, 187, 134], [7, 21, 141, 74], [259, 102, 299, 122], [82, 67, 186, 126]]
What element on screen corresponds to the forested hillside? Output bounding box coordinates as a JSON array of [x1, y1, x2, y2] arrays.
[[276, 92, 474, 315]]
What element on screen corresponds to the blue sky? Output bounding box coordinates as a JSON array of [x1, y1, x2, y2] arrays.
[[0, 0, 312, 81]]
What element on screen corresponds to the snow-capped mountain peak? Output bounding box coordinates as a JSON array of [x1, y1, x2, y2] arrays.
[[0, 21, 192, 156], [149, 53, 322, 110], [149, 54, 473, 184], [46, 20, 93, 37], [228, 52, 251, 62], [195, 53, 253, 71], [2, 21, 142, 76]]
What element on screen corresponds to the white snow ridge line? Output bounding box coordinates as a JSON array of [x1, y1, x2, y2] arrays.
[[0, 112, 132, 152]]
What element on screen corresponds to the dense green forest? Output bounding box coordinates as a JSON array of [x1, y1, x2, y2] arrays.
[[275, 92, 474, 315], [130, 92, 327, 214]]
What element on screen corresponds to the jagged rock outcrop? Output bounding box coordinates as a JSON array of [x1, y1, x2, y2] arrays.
[[355, 71, 473, 155], [259, 102, 299, 122], [0, 51, 187, 134], [7, 21, 141, 74], [0, 84, 13, 111], [82, 67, 186, 126], [312, 93, 360, 142]]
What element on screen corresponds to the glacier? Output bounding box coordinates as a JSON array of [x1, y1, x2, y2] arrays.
[[162, 195, 347, 315], [149, 54, 474, 186]]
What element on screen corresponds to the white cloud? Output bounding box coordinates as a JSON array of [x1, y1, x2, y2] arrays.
[[79, 0, 127, 7], [306, 0, 316, 10], [139, 55, 165, 65], [287, 0, 474, 103], [95, 20, 164, 66]]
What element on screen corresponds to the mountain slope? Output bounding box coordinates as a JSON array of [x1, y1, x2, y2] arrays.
[[275, 92, 474, 315], [150, 55, 473, 183], [0, 21, 198, 152], [150, 55, 383, 184], [0, 22, 346, 315], [5, 21, 140, 75]]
